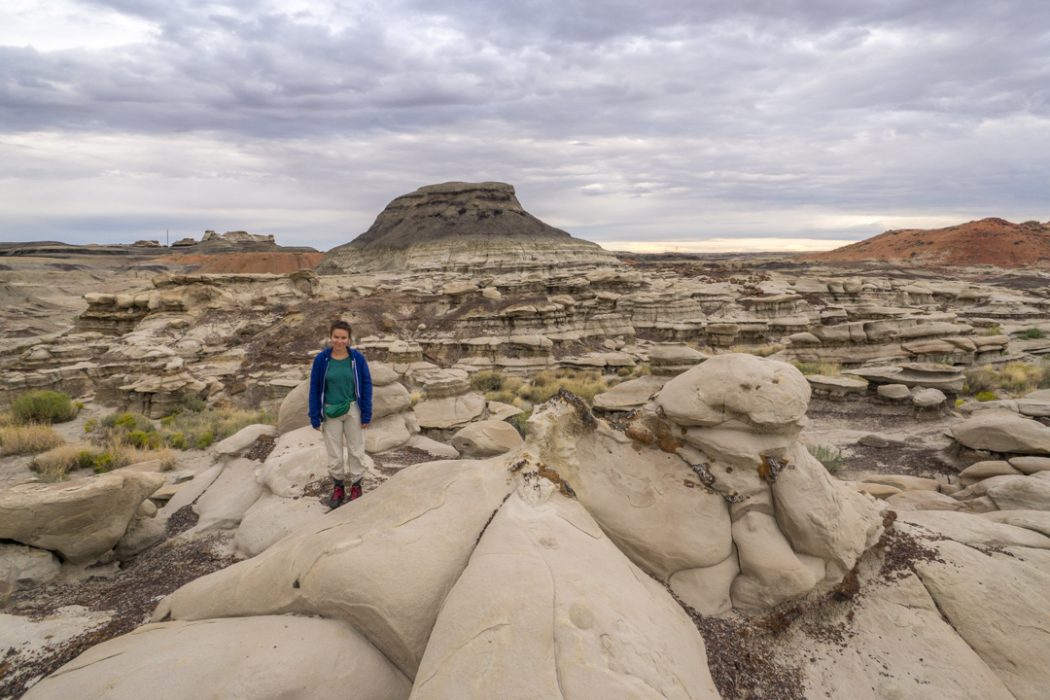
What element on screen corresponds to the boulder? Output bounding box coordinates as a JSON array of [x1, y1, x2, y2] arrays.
[[0, 471, 165, 563], [276, 380, 309, 435], [372, 382, 412, 419], [655, 354, 809, 429], [450, 420, 523, 458], [256, 425, 328, 498], [861, 475, 941, 492], [410, 483, 720, 700], [1008, 456, 1050, 475], [413, 393, 486, 430], [951, 410, 1050, 455], [365, 413, 412, 453], [911, 387, 947, 408], [877, 384, 911, 401], [23, 616, 411, 700]]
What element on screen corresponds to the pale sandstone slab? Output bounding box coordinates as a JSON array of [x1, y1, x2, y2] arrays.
[[897, 511, 1050, 549], [156, 457, 517, 679], [0, 471, 165, 563], [979, 510, 1050, 538], [373, 382, 412, 419], [234, 493, 328, 557], [668, 553, 739, 617], [959, 460, 1020, 486], [592, 374, 666, 411], [914, 539, 1050, 700], [885, 490, 964, 512], [189, 457, 265, 533], [23, 616, 410, 700], [790, 561, 1014, 700], [276, 379, 310, 435], [409, 488, 720, 700], [862, 474, 941, 492]]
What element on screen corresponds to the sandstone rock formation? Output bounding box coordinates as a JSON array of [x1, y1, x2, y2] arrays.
[[0, 470, 165, 563]]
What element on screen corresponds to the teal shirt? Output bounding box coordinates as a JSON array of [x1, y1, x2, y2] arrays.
[[325, 356, 357, 406]]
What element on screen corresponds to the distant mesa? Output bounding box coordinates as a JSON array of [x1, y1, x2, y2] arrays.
[[319, 181, 620, 274], [806, 217, 1050, 268]]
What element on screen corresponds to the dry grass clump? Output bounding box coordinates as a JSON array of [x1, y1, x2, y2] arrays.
[[735, 343, 785, 358], [792, 361, 841, 376], [518, 369, 609, 403], [469, 371, 526, 404], [31, 442, 177, 482], [964, 361, 1050, 397], [0, 423, 65, 456]]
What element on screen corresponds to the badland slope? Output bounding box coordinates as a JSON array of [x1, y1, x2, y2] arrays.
[[806, 218, 1050, 268], [319, 181, 619, 274]]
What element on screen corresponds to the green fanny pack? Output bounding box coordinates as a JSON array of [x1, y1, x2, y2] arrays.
[[324, 400, 353, 419]]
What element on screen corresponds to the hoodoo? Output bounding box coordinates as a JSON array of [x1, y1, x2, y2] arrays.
[[318, 181, 620, 275]]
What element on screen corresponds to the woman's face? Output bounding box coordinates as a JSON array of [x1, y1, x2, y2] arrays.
[[330, 328, 351, 349]]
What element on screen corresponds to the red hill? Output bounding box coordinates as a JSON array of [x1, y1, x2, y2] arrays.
[[805, 218, 1050, 268]]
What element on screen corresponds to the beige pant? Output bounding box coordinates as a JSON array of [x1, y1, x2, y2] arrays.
[[321, 402, 367, 482]]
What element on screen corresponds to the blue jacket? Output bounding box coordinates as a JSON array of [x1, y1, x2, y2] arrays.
[[308, 347, 373, 429]]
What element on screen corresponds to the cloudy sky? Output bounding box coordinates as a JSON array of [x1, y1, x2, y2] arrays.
[[2, 0, 1048, 252]]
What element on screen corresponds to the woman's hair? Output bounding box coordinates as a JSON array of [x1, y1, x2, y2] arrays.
[[329, 320, 353, 337]]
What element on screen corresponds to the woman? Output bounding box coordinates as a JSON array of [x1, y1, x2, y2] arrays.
[[308, 320, 373, 509]]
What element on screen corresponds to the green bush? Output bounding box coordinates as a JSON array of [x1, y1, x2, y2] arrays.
[[975, 390, 998, 402], [11, 390, 79, 425], [1020, 327, 1046, 340]]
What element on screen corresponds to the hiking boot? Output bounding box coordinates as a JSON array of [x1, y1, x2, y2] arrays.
[[347, 481, 363, 502], [326, 482, 346, 509]]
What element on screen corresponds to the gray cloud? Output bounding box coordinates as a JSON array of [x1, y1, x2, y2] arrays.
[[1, 0, 1048, 248]]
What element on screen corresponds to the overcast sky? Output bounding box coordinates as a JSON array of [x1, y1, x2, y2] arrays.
[[1, 0, 1048, 252]]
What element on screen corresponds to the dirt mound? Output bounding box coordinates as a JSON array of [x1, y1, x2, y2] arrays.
[[805, 218, 1050, 268], [159, 251, 323, 274]]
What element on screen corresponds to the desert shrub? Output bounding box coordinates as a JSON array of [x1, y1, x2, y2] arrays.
[[964, 361, 1050, 397], [617, 366, 634, 377], [32, 442, 177, 481], [11, 390, 79, 425], [470, 370, 505, 393], [748, 343, 786, 358], [0, 424, 64, 456], [97, 406, 273, 451], [808, 444, 846, 473], [792, 361, 841, 376], [1020, 327, 1046, 340], [974, 390, 998, 402], [980, 324, 1003, 336], [170, 394, 207, 414]]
